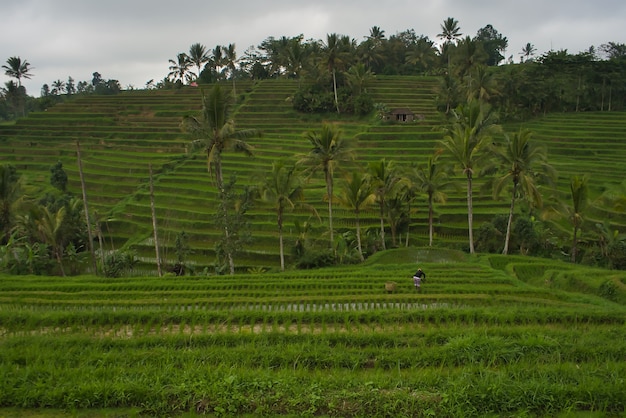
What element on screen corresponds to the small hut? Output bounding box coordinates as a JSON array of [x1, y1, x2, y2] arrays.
[[386, 107, 416, 123]]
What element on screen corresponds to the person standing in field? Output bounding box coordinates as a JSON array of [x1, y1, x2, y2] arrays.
[[413, 268, 426, 291]]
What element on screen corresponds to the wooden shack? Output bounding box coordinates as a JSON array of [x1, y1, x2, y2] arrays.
[[386, 107, 416, 123]]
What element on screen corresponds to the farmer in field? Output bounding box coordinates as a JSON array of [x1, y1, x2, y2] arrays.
[[413, 268, 426, 291]]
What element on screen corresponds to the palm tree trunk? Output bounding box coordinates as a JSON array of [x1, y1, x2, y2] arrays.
[[467, 173, 475, 254], [332, 69, 340, 114], [278, 209, 285, 272], [76, 141, 98, 275], [325, 167, 334, 248], [149, 164, 163, 277], [355, 210, 364, 261], [428, 195, 434, 247], [572, 225, 578, 263], [503, 183, 517, 255], [55, 249, 66, 277], [378, 200, 386, 250]]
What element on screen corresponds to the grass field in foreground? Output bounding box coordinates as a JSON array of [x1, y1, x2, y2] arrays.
[[0, 249, 625, 417]]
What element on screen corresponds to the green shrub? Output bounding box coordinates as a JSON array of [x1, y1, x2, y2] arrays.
[[103, 250, 137, 278]]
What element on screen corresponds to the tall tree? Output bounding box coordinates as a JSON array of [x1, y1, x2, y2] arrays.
[[368, 159, 406, 250], [168, 53, 192, 84], [34, 206, 67, 276], [182, 84, 261, 273], [2, 56, 33, 87], [567, 175, 589, 263], [438, 17, 462, 74], [491, 129, 556, 254], [298, 123, 355, 248], [188, 43, 209, 79], [439, 100, 500, 253], [320, 33, 352, 113], [520, 42, 537, 63], [411, 153, 453, 247], [222, 43, 238, 97], [336, 171, 376, 261], [258, 161, 313, 271], [474, 24, 508, 66]]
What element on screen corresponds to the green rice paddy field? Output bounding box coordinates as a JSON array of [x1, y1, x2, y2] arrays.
[[1, 249, 625, 417]]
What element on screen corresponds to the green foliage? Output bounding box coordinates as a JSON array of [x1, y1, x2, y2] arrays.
[[49, 160, 68, 192], [103, 250, 137, 278]]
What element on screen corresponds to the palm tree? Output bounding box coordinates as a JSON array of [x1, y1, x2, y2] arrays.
[[491, 129, 556, 254], [438, 17, 462, 74], [168, 53, 192, 83], [298, 123, 356, 248], [259, 161, 313, 271], [568, 175, 589, 263], [2, 56, 33, 87], [368, 159, 406, 250], [321, 33, 351, 114], [222, 43, 238, 97], [439, 100, 500, 253], [367, 26, 386, 45], [182, 84, 261, 274], [183, 84, 260, 192], [188, 43, 209, 79], [411, 153, 453, 246], [519, 43, 537, 63], [336, 171, 376, 261], [51, 79, 66, 95]]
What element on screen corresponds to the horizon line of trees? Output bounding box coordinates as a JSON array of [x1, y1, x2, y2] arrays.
[[3, 18, 626, 121]]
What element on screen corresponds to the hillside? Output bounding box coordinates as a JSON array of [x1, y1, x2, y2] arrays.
[[1, 76, 625, 273]]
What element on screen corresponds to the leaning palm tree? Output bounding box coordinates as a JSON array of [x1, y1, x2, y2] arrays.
[[411, 153, 453, 247], [336, 171, 376, 261], [2, 56, 33, 87], [182, 84, 261, 273], [298, 123, 356, 248], [491, 129, 556, 254], [259, 161, 315, 271], [439, 100, 500, 253]]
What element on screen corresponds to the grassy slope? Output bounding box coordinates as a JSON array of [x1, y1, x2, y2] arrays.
[[1, 77, 625, 273]]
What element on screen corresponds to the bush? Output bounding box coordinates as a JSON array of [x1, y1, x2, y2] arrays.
[[103, 250, 137, 278], [296, 249, 336, 269]]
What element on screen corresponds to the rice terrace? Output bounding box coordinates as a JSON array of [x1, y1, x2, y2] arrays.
[[2, 33, 626, 417]]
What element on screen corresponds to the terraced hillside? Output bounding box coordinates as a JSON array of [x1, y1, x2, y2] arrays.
[[1, 249, 625, 416], [1, 76, 625, 273]]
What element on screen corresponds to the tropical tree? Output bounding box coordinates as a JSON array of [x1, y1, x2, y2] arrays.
[[411, 153, 453, 246], [491, 129, 556, 254], [438, 17, 462, 74], [336, 171, 376, 261], [182, 84, 261, 273], [2, 56, 33, 87], [298, 123, 356, 248], [222, 43, 238, 97], [320, 33, 352, 113], [368, 159, 406, 250], [439, 100, 500, 253], [258, 161, 314, 271], [188, 43, 209, 79], [567, 175, 589, 263], [168, 53, 192, 83], [520, 42, 537, 63]]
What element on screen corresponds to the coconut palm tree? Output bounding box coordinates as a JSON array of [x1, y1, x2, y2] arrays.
[[320, 33, 352, 113], [259, 161, 315, 271], [368, 159, 406, 251], [411, 153, 453, 247], [34, 205, 67, 276], [567, 175, 589, 263], [336, 171, 376, 261], [438, 17, 462, 74], [439, 100, 500, 253], [491, 129, 556, 254], [188, 43, 209, 80], [222, 43, 238, 97], [182, 84, 261, 274], [519, 43, 537, 63], [298, 123, 355, 248], [168, 53, 192, 83], [2, 56, 33, 87]]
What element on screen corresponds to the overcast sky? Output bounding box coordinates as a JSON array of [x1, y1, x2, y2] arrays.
[[2, 0, 625, 96]]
